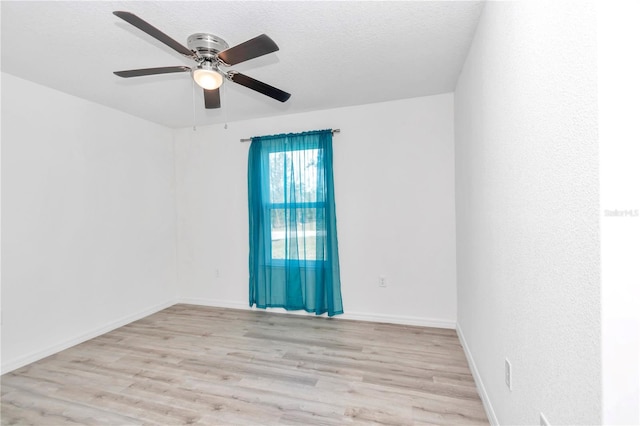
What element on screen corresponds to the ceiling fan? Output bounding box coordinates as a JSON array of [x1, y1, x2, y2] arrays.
[[112, 11, 291, 109]]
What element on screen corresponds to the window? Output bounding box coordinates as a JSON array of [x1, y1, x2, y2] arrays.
[[266, 148, 326, 263]]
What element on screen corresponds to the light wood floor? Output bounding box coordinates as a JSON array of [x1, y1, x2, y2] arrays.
[[1, 304, 488, 425]]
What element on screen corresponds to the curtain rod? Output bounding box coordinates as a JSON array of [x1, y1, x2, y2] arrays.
[[239, 129, 340, 143]]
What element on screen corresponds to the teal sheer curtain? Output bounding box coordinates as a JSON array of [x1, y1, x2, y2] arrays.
[[248, 129, 343, 316]]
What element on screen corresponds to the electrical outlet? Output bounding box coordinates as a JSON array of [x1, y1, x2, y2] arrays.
[[505, 358, 512, 391], [540, 412, 549, 426], [378, 276, 387, 287], [215, 269, 220, 278]]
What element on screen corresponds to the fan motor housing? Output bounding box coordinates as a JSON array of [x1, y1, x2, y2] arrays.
[[187, 33, 229, 59]]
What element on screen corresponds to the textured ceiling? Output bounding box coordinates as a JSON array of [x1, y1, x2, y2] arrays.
[[1, 1, 484, 128]]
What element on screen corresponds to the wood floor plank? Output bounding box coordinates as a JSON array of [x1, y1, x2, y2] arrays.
[[1, 385, 143, 425], [1, 304, 488, 425]]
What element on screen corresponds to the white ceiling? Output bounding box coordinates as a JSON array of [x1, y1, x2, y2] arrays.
[[1, 1, 484, 129]]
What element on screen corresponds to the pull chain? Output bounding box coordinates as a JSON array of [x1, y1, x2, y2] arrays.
[[223, 81, 228, 129], [192, 78, 197, 131]]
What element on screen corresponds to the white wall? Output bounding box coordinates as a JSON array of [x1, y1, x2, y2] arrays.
[[598, 1, 640, 423], [174, 94, 457, 327], [1, 73, 178, 373], [454, 2, 600, 425]]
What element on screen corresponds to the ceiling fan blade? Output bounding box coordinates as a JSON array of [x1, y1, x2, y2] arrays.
[[204, 88, 221, 109], [114, 66, 191, 78], [113, 11, 195, 59], [218, 34, 279, 66], [229, 72, 291, 103]]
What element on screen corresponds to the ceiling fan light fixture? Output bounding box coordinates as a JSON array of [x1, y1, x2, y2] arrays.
[[112, 12, 291, 109], [193, 66, 223, 90]]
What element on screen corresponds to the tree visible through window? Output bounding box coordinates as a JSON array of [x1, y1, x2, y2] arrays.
[[267, 148, 326, 262]]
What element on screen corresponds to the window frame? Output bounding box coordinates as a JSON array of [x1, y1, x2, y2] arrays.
[[262, 144, 326, 267]]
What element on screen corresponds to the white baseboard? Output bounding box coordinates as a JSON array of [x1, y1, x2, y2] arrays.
[[1, 300, 176, 374], [341, 311, 456, 329], [457, 323, 499, 425], [179, 297, 248, 311], [178, 297, 456, 329]]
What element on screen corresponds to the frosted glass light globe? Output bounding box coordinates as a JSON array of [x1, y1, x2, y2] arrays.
[[193, 68, 223, 90]]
